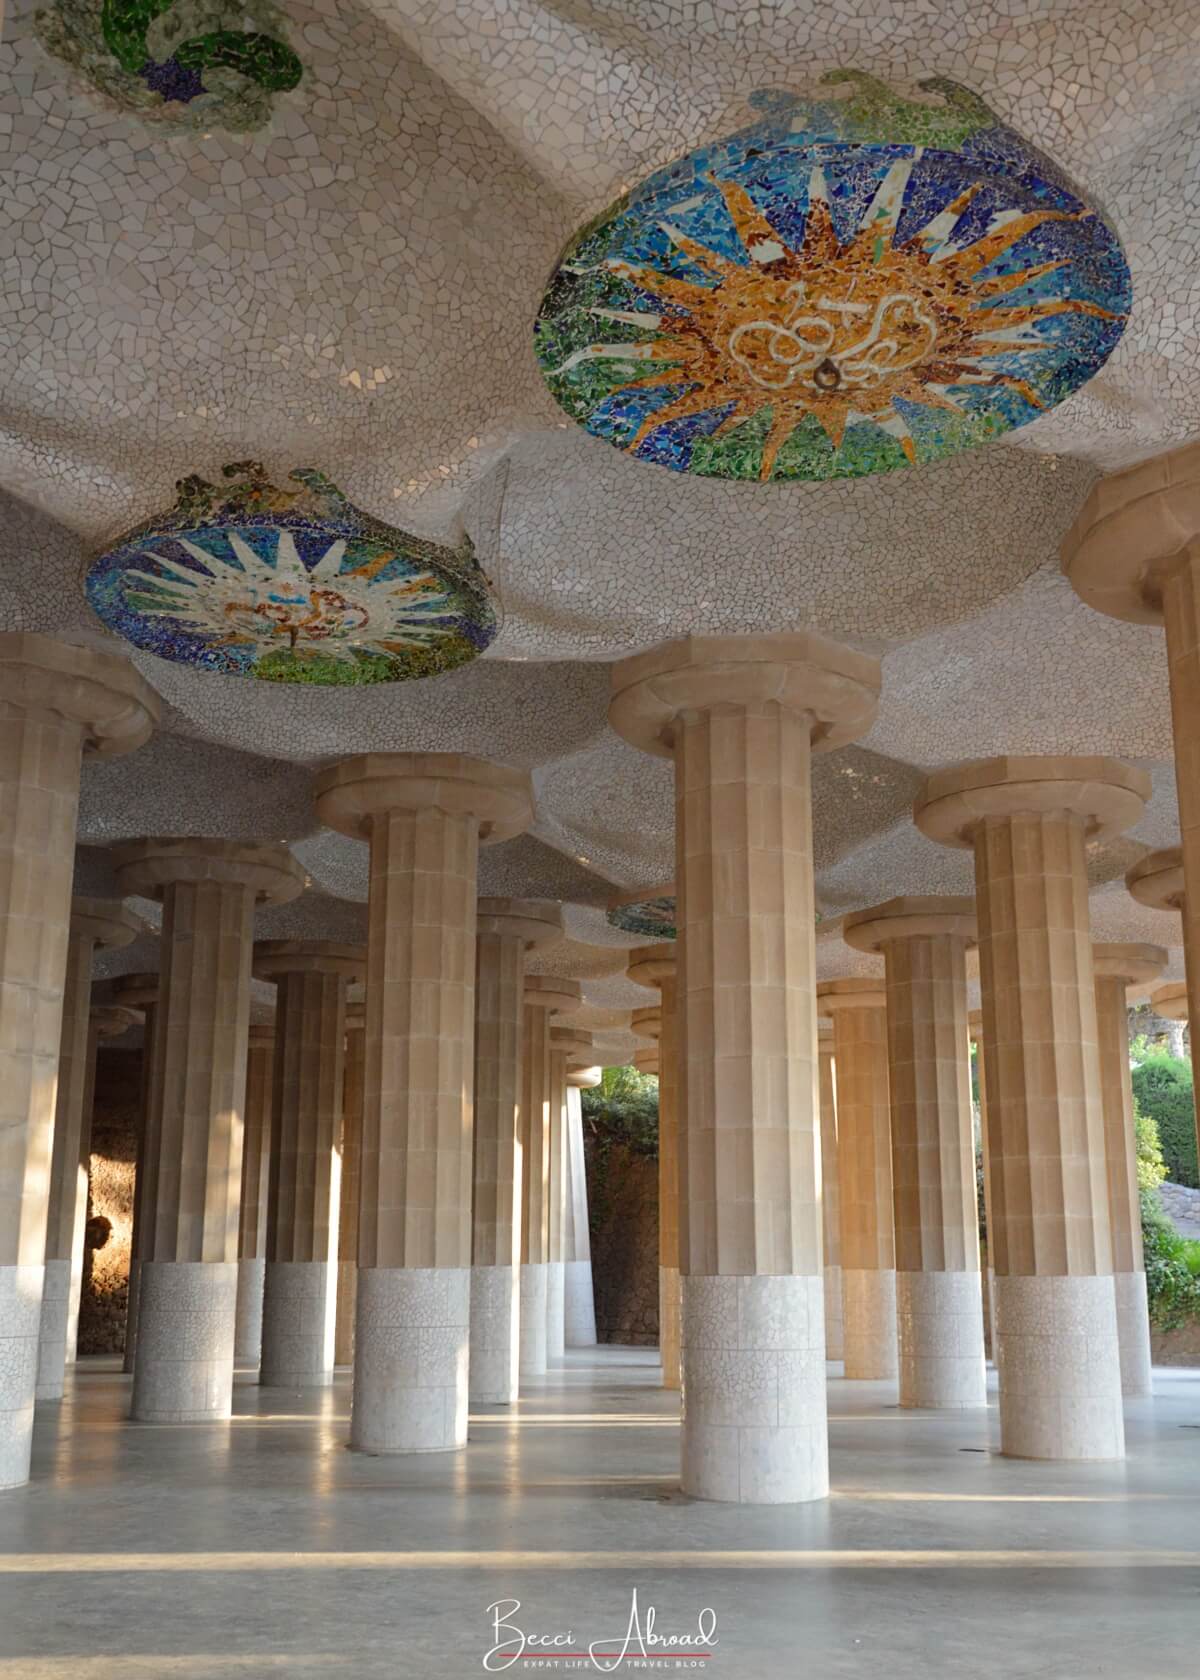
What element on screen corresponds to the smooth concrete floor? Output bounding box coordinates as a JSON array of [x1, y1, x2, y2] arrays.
[[1, 1348, 1199, 1679]]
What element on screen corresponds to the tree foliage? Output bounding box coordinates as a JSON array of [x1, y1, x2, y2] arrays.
[[580, 1065, 659, 1158], [1131, 1050, 1198, 1188]]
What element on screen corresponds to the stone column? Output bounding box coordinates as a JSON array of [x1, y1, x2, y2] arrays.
[[470, 900, 561, 1403], [1063, 451, 1200, 1169], [1093, 943, 1167, 1397], [611, 631, 880, 1504], [0, 635, 156, 1490], [1149, 981, 1189, 1058], [968, 1009, 996, 1357], [628, 945, 681, 1388], [36, 900, 139, 1400], [114, 974, 160, 1375], [520, 974, 581, 1377], [235, 1023, 274, 1366], [561, 1051, 598, 1348], [546, 1041, 569, 1363], [816, 1022, 843, 1362], [844, 898, 987, 1408], [334, 1005, 364, 1369], [1126, 852, 1195, 1070], [253, 942, 364, 1388], [818, 980, 898, 1381], [916, 754, 1149, 1459], [112, 839, 304, 1424], [314, 753, 533, 1453]]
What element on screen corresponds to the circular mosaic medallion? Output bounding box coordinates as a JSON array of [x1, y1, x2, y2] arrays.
[[535, 71, 1130, 483], [86, 462, 499, 685], [35, 0, 302, 132], [606, 896, 677, 941]]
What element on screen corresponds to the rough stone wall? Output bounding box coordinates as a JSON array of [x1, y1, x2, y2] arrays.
[[585, 1134, 659, 1346], [79, 1049, 140, 1356]]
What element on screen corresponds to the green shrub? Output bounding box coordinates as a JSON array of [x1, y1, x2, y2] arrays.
[[1131, 1051, 1198, 1188], [1136, 1103, 1167, 1192], [1141, 1187, 1200, 1329], [581, 1065, 659, 1159]]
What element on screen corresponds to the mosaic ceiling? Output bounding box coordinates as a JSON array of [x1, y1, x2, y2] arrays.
[[536, 73, 1128, 482], [3, 2, 1198, 1013]]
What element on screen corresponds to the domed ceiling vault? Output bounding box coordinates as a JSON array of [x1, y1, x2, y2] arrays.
[[4, 1, 1198, 1010]]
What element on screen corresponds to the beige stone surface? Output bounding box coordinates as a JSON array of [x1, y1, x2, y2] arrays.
[[917, 755, 1146, 1458], [627, 944, 680, 1390], [113, 973, 160, 1374], [520, 978, 580, 1272], [1152, 981, 1190, 1020], [844, 899, 984, 1407], [1126, 846, 1186, 912], [335, 1010, 364, 1368], [817, 1029, 842, 1363], [819, 980, 897, 1381], [239, 1026, 275, 1269], [1094, 943, 1165, 1396]]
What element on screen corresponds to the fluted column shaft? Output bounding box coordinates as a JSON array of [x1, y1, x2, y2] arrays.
[[970, 1015, 996, 1352], [674, 700, 827, 1502], [562, 1082, 597, 1346], [123, 997, 158, 1374], [817, 1037, 842, 1361], [877, 926, 985, 1409], [826, 999, 897, 1380], [335, 1020, 364, 1368], [657, 970, 682, 1389], [35, 927, 96, 1400], [258, 957, 354, 1389], [1162, 555, 1200, 1171], [1094, 954, 1161, 1396], [519, 1002, 551, 1378], [471, 929, 524, 1401], [0, 639, 156, 1491], [977, 814, 1121, 1455], [234, 1027, 273, 1364], [545, 1046, 568, 1362]]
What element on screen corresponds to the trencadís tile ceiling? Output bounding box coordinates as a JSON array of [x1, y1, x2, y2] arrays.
[[3, 2, 1197, 998]]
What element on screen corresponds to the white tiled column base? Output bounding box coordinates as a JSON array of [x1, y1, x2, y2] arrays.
[[131, 1261, 237, 1424], [681, 1274, 829, 1505], [123, 1260, 141, 1373], [334, 1261, 357, 1367], [841, 1268, 898, 1379], [1113, 1270, 1153, 1399], [823, 1263, 844, 1362], [994, 1273, 1125, 1460], [233, 1258, 265, 1366], [35, 1259, 72, 1401], [351, 1267, 469, 1455], [659, 1264, 681, 1390], [897, 1270, 987, 1409], [260, 1261, 336, 1388], [545, 1259, 565, 1363], [469, 1264, 518, 1403], [518, 1264, 547, 1379], [0, 1265, 43, 1490], [564, 1259, 596, 1347]]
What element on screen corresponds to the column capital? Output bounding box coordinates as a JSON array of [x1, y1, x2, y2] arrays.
[[632, 1046, 659, 1076], [1061, 441, 1200, 625], [817, 977, 887, 1012], [524, 974, 581, 1015], [631, 1005, 662, 1042], [248, 1022, 276, 1048], [567, 1065, 602, 1089], [314, 752, 533, 844], [1092, 942, 1168, 989], [915, 755, 1149, 849], [70, 895, 142, 950], [112, 837, 305, 905], [252, 940, 365, 984], [844, 895, 976, 953], [477, 897, 562, 948], [1126, 845, 1185, 911], [113, 971, 159, 1009], [0, 632, 159, 755], [608, 632, 880, 759], [344, 1001, 365, 1033], [1151, 981, 1189, 1021], [90, 1003, 141, 1039], [626, 942, 675, 990], [551, 1026, 594, 1061]]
